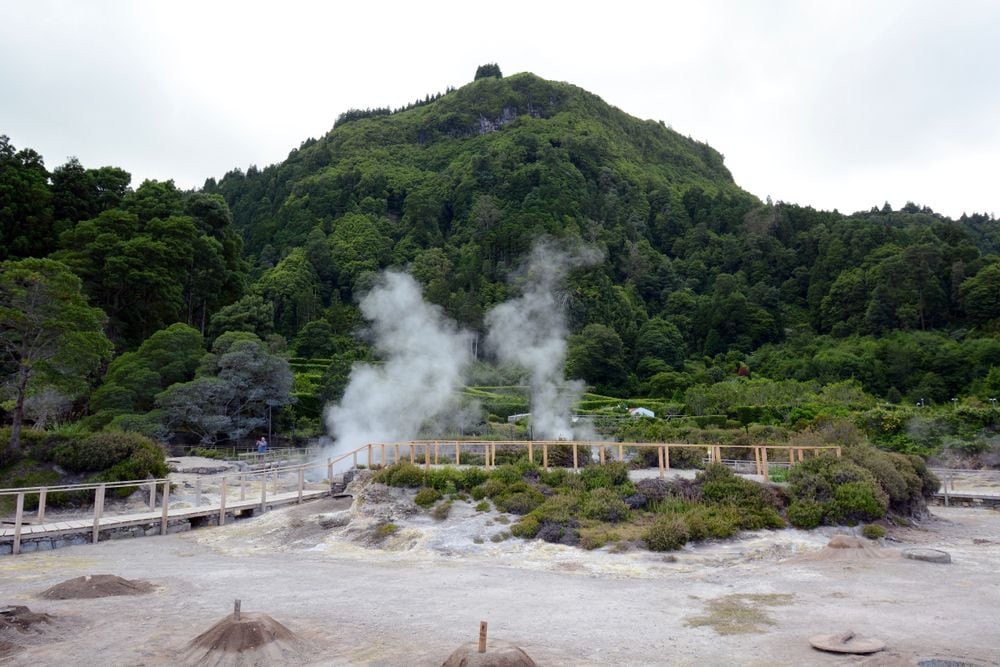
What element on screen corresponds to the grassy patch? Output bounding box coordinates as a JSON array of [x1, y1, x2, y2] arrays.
[[686, 594, 795, 635]]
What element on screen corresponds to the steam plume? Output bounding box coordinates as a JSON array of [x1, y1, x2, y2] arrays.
[[324, 271, 473, 457], [485, 240, 601, 440]]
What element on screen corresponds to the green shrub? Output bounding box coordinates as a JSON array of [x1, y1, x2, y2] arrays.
[[530, 494, 581, 524], [580, 461, 629, 490], [582, 488, 631, 523], [53, 431, 153, 472], [478, 478, 511, 498], [424, 466, 465, 491], [787, 500, 826, 529], [696, 462, 736, 484], [644, 515, 690, 551], [461, 467, 489, 489], [539, 468, 569, 487], [470, 485, 488, 500], [387, 463, 425, 487], [475, 500, 490, 512], [375, 523, 398, 539], [683, 505, 740, 540], [495, 489, 544, 515], [828, 481, 888, 525], [862, 523, 887, 540], [490, 464, 523, 484], [414, 486, 442, 508], [510, 515, 540, 538], [432, 500, 453, 520]]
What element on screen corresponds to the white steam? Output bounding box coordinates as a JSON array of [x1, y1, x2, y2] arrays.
[[323, 271, 473, 457], [485, 240, 601, 440]]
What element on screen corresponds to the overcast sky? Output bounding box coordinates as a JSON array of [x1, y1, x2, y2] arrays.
[[2, 0, 998, 218]]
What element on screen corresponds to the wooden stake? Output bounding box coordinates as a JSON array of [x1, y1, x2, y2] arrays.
[[572, 443, 578, 470], [456, 441, 460, 466], [542, 443, 548, 470], [665, 445, 670, 470], [160, 481, 170, 535], [92, 484, 106, 544], [234, 599, 241, 621], [424, 443, 430, 471], [194, 478, 202, 507], [762, 447, 769, 482], [12, 492, 24, 556], [478, 621, 488, 653], [658, 446, 665, 479], [297, 467, 304, 503], [37, 488, 47, 523], [219, 478, 227, 526], [618, 443, 624, 462], [394, 443, 400, 464], [528, 441, 533, 463]]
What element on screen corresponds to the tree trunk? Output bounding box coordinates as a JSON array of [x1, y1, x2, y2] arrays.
[[10, 364, 30, 450]]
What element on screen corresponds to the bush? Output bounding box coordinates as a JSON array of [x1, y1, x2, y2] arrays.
[[414, 487, 442, 508], [537, 522, 578, 546], [530, 494, 581, 524], [582, 488, 631, 523], [475, 500, 490, 512], [787, 500, 826, 529], [53, 431, 153, 472], [862, 523, 887, 540], [828, 482, 888, 525], [644, 515, 690, 551], [385, 463, 425, 488], [684, 505, 741, 541], [470, 485, 488, 500], [479, 478, 509, 498], [510, 515, 540, 538], [635, 478, 671, 503], [580, 461, 629, 490], [432, 500, 453, 520], [495, 489, 544, 515]]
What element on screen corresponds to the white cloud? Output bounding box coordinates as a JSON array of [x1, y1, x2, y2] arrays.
[[1, 0, 997, 216]]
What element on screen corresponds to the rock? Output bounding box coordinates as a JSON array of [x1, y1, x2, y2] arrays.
[[828, 535, 865, 549], [166, 521, 191, 534], [317, 511, 352, 529], [442, 640, 537, 667], [902, 548, 951, 564]]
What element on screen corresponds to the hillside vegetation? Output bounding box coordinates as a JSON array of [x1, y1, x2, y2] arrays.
[[2, 67, 1000, 469]]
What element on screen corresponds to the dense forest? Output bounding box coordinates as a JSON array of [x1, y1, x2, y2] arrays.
[[3, 69, 1000, 466]]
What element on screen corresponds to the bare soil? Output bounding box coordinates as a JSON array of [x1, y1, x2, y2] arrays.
[[40, 574, 155, 600], [1, 488, 999, 665]]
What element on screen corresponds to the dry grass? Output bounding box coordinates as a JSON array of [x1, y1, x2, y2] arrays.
[[686, 594, 795, 635]]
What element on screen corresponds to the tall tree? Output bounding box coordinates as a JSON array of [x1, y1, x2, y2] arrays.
[[0, 258, 112, 449]]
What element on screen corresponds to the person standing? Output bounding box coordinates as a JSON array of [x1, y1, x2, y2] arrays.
[[256, 435, 268, 461]]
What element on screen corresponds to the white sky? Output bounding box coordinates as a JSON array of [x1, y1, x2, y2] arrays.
[[2, 0, 998, 218]]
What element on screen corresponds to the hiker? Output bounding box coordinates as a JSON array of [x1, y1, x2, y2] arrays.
[[256, 436, 268, 460]]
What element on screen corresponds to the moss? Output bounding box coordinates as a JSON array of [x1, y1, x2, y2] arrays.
[[686, 594, 795, 635]]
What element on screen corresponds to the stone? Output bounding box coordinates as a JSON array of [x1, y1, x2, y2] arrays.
[[902, 548, 951, 564], [166, 521, 191, 534], [317, 511, 352, 529], [36, 540, 52, 551]]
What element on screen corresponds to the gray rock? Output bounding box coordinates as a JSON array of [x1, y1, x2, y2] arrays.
[[317, 511, 352, 529], [166, 521, 191, 534]]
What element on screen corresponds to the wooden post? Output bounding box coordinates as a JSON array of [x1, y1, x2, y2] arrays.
[[92, 484, 106, 544], [658, 446, 665, 480], [353, 451, 358, 468], [148, 482, 156, 511], [542, 443, 548, 470], [367, 444, 372, 468], [836, 446, 842, 459], [599, 446, 605, 465], [528, 441, 533, 463], [456, 441, 461, 466], [272, 465, 278, 494], [409, 444, 415, 464], [160, 481, 170, 535], [478, 621, 488, 653], [762, 447, 769, 482], [240, 473, 246, 501], [37, 488, 47, 523], [394, 444, 400, 465], [219, 477, 227, 526], [234, 599, 241, 621], [327, 459, 334, 493], [665, 445, 670, 470], [380, 443, 386, 467], [424, 443, 430, 471], [618, 443, 624, 462], [572, 443, 578, 470], [753, 447, 761, 476], [297, 467, 304, 503], [194, 478, 202, 507], [435, 441, 439, 465], [260, 471, 267, 513], [491, 442, 496, 467], [12, 492, 24, 556]]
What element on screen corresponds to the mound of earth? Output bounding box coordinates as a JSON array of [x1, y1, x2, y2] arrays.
[[442, 641, 537, 667], [0, 638, 23, 659], [180, 611, 302, 667], [0, 606, 54, 634], [40, 574, 155, 600], [795, 535, 897, 562]]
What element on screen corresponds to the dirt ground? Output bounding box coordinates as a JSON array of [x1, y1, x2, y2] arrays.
[[1, 487, 999, 666]]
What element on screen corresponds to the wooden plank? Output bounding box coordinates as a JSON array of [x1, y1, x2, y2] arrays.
[[528, 442, 533, 463], [542, 443, 548, 470], [92, 484, 106, 544], [381, 443, 386, 467], [37, 488, 46, 523], [658, 447, 664, 480], [434, 441, 439, 465], [424, 443, 430, 471], [665, 445, 670, 470], [456, 441, 460, 466], [148, 482, 156, 511], [161, 481, 170, 535], [618, 444, 624, 462], [13, 493, 24, 555], [240, 473, 246, 501], [394, 444, 400, 465], [599, 446, 605, 465], [762, 448, 769, 482], [219, 479, 227, 526], [573, 444, 578, 470], [297, 468, 304, 503], [409, 445, 414, 464]]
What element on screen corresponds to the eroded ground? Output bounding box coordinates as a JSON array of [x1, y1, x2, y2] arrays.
[[1, 481, 999, 666]]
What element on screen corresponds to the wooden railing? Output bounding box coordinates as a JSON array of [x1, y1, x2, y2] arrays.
[[330, 440, 841, 482]]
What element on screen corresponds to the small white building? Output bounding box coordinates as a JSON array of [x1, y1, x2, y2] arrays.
[[629, 407, 655, 419]]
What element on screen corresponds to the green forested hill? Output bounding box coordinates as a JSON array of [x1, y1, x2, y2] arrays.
[[3, 68, 1000, 456], [202, 71, 1000, 405]]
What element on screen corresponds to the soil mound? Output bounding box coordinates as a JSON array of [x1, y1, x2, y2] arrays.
[[0, 605, 54, 634], [40, 574, 155, 600], [181, 612, 302, 667], [795, 535, 897, 562], [442, 641, 537, 667], [0, 639, 24, 659]]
